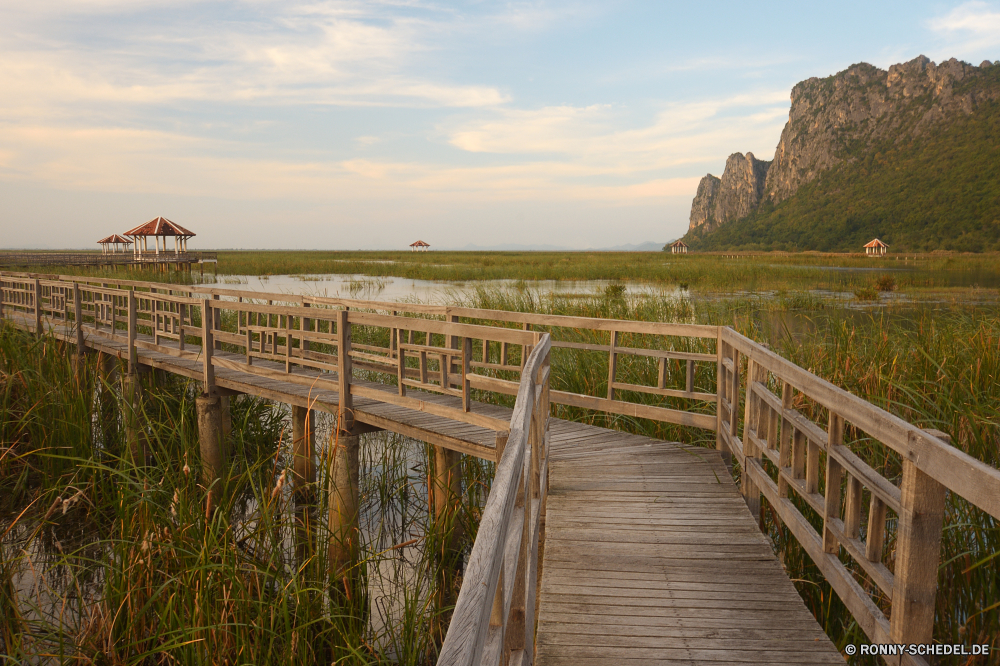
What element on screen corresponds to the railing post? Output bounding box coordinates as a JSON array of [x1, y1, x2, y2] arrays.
[[33, 278, 41, 336], [212, 294, 222, 350], [462, 336, 472, 412], [337, 309, 352, 430], [201, 299, 216, 395], [740, 358, 764, 520], [890, 456, 947, 646], [822, 413, 845, 553], [716, 330, 725, 453], [73, 283, 84, 368], [606, 330, 618, 401], [127, 290, 138, 375]]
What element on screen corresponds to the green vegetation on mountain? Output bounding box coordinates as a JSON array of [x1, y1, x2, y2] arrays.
[[686, 97, 1000, 252], [683, 57, 1000, 252]]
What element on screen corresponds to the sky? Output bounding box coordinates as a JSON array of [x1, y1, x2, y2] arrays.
[[1, 0, 999, 250]]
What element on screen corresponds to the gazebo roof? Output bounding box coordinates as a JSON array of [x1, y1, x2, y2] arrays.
[[410, 240, 430, 247], [124, 217, 195, 238], [864, 238, 888, 248], [97, 234, 133, 244], [670, 240, 688, 247]]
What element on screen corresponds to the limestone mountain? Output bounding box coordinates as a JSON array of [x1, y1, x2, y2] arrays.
[[682, 56, 1000, 252], [688, 152, 770, 232]]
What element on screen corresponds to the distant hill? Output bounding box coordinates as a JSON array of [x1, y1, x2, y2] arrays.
[[684, 56, 1000, 252]]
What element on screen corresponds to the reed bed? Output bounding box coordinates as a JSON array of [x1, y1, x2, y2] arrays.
[[0, 324, 484, 664], [21, 250, 1000, 295]]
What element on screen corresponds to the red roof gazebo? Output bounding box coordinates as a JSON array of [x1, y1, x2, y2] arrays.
[[124, 217, 195, 257], [863, 238, 888, 256], [97, 234, 133, 255], [410, 240, 430, 252]]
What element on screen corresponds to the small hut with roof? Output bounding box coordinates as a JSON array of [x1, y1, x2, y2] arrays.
[[124, 217, 195, 258], [864, 238, 888, 256], [410, 240, 430, 252], [97, 234, 133, 255], [669, 240, 689, 254]]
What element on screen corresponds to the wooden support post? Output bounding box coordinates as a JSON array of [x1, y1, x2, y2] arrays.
[[220, 395, 232, 441], [328, 432, 360, 578], [685, 359, 695, 394], [122, 372, 147, 467], [336, 310, 352, 431], [196, 394, 226, 513], [292, 404, 316, 566], [890, 457, 947, 646], [434, 445, 465, 546]]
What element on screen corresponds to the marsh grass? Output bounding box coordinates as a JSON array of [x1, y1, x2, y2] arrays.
[[455, 287, 999, 663], [0, 324, 484, 665]]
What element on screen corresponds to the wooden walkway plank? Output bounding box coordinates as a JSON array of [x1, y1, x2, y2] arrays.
[[536, 427, 844, 665]]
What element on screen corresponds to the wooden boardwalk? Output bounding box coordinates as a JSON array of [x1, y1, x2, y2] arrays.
[[537, 424, 844, 665], [9, 273, 1000, 666], [7, 308, 845, 664]]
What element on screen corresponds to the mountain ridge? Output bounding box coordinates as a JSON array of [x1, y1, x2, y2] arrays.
[[683, 55, 1000, 252]]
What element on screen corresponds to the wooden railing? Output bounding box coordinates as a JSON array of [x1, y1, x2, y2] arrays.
[[0, 274, 539, 440], [5, 271, 1000, 663], [1, 273, 718, 433], [718, 328, 1000, 665], [438, 335, 551, 666], [0, 252, 215, 267]]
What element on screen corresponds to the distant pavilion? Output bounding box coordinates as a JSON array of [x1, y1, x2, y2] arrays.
[[410, 240, 430, 252], [864, 238, 888, 256], [669, 240, 689, 254], [97, 234, 133, 255], [124, 217, 196, 258]]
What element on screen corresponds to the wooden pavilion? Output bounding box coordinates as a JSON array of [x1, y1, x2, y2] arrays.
[[864, 238, 888, 256], [410, 240, 430, 252], [124, 217, 195, 258], [669, 239, 689, 254], [97, 234, 133, 255]]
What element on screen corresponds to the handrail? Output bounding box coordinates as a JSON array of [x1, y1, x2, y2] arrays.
[[1, 271, 721, 433], [3, 270, 1000, 660], [717, 327, 1000, 665], [438, 335, 551, 666]]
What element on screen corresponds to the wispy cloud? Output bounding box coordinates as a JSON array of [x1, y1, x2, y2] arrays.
[[928, 1, 1000, 56]]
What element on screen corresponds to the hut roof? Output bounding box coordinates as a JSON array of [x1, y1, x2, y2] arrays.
[[670, 240, 688, 247], [97, 234, 133, 244], [124, 217, 195, 238], [410, 240, 430, 247], [864, 238, 888, 248]]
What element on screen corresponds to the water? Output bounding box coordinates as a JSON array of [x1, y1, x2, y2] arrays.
[[202, 273, 685, 303]]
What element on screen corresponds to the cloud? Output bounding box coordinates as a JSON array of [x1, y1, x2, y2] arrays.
[[444, 91, 790, 173], [0, 1, 509, 112], [928, 1, 1000, 55]]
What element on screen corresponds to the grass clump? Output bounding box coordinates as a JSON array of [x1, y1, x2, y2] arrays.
[[0, 322, 481, 664]]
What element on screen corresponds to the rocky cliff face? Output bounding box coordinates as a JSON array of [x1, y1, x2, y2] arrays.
[[688, 152, 770, 232], [688, 55, 1000, 231]]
